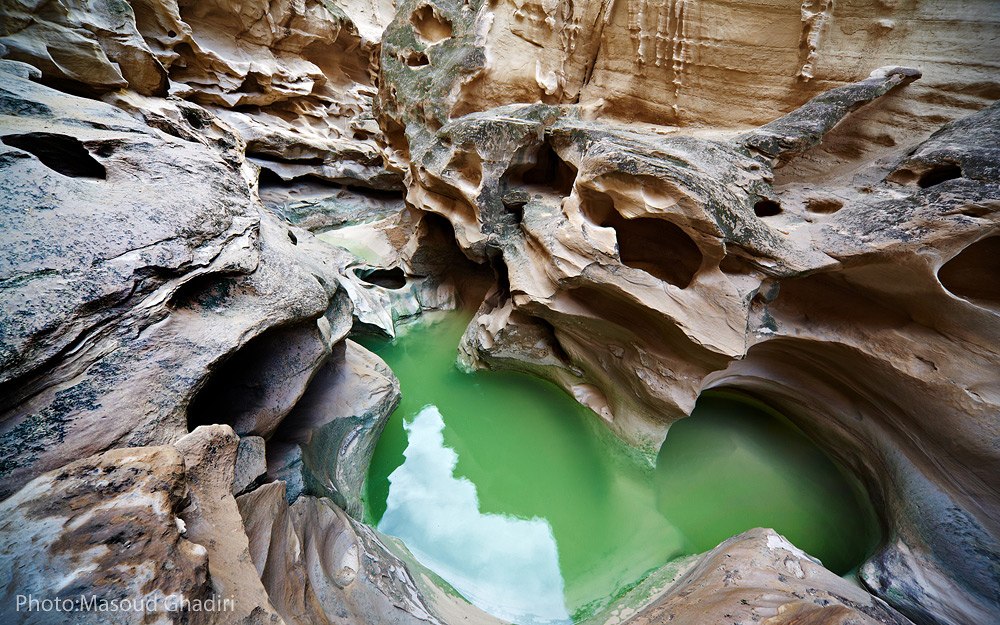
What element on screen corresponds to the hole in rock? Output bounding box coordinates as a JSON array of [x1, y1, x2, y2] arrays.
[[805, 197, 844, 214], [411, 5, 453, 44], [168, 272, 243, 311], [361, 313, 879, 624], [938, 236, 1000, 308], [401, 49, 430, 67], [754, 198, 782, 217], [918, 163, 962, 188], [354, 267, 407, 289], [2, 133, 106, 179], [514, 139, 576, 197], [580, 190, 702, 288], [256, 167, 286, 189]]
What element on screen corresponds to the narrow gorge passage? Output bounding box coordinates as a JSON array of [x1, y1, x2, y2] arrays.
[[360, 312, 879, 624]]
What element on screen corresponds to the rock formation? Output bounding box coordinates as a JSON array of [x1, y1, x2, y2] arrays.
[[1, 0, 998, 624]]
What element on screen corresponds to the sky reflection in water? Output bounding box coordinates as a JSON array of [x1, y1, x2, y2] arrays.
[[379, 405, 571, 625]]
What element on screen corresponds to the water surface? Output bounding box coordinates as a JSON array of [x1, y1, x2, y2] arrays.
[[361, 312, 877, 624]]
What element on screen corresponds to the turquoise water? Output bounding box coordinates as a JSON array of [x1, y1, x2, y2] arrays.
[[360, 312, 878, 624]]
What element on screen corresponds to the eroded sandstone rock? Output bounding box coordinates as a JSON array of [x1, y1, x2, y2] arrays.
[[0, 67, 364, 499], [378, 25, 1000, 621], [1, 1, 998, 624], [269, 339, 400, 519], [0, 446, 211, 624], [596, 528, 912, 625], [236, 481, 446, 625]]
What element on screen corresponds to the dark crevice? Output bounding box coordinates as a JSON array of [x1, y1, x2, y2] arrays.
[[185, 322, 315, 434], [2, 133, 107, 179], [534, 317, 573, 367], [257, 167, 288, 188], [354, 267, 406, 289], [342, 183, 406, 199], [168, 272, 243, 311], [483, 256, 511, 313], [247, 151, 325, 166], [754, 199, 782, 217], [918, 163, 963, 188], [402, 50, 430, 67]]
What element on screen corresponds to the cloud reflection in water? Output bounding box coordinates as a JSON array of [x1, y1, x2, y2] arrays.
[[379, 405, 571, 625]]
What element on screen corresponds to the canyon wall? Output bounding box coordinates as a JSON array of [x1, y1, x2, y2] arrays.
[[1, 1, 998, 624]]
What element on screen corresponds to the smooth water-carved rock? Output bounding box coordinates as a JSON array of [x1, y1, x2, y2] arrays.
[[0, 67, 363, 498], [379, 18, 1000, 618], [601, 528, 912, 625], [175, 425, 285, 624], [268, 339, 400, 518], [237, 481, 448, 625]]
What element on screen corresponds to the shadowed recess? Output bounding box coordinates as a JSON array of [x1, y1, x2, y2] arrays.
[[579, 189, 702, 288], [938, 236, 1000, 308], [411, 5, 453, 45], [2, 133, 107, 179]]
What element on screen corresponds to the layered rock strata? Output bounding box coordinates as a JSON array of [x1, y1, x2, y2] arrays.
[[1, 1, 998, 625]]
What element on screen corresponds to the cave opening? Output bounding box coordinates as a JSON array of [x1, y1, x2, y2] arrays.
[[354, 266, 407, 289], [517, 139, 576, 197], [186, 321, 324, 437], [411, 5, 453, 45], [580, 189, 702, 288], [401, 49, 430, 67], [753, 198, 782, 217]]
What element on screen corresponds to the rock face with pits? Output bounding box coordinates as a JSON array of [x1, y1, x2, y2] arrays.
[[0, 65, 364, 498], [375, 2, 1000, 622], [1, 1, 999, 625], [606, 528, 912, 625]]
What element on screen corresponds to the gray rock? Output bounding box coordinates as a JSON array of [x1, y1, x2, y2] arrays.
[[0, 70, 357, 499], [269, 339, 400, 519], [232, 435, 267, 496]]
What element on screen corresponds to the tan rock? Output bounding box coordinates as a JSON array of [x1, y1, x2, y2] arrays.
[[174, 425, 285, 624], [600, 528, 911, 625], [0, 446, 212, 624], [236, 482, 445, 625]]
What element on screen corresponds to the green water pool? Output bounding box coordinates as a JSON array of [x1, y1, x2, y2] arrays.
[[359, 312, 879, 624]]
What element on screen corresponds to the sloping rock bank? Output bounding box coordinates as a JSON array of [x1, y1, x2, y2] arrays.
[[1, 0, 998, 625]]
